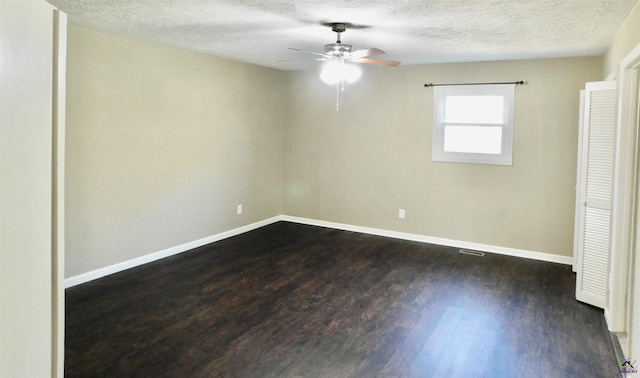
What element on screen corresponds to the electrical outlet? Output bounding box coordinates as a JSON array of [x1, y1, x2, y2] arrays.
[[237, 204, 242, 215], [399, 208, 405, 219]]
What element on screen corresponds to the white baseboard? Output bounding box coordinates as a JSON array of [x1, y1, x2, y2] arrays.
[[281, 215, 573, 265], [605, 308, 612, 330], [64, 216, 282, 288], [66, 214, 573, 288]]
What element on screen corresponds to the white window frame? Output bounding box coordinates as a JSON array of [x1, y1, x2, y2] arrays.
[[432, 84, 515, 166]]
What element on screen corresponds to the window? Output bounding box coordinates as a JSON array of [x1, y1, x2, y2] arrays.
[[432, 84, 515, 165]]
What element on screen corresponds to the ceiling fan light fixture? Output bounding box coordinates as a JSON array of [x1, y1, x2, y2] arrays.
[[320, 60, 362, 85]]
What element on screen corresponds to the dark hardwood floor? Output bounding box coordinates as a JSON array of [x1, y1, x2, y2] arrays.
[[66, 222, 621, 377]]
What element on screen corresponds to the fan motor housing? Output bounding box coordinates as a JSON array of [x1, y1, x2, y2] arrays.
[[324, 43, 353, 56], [331, 23, 348, 33]]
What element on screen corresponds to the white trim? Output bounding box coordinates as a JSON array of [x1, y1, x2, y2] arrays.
[[281, 216, 573, 265], [64, 216, 282, 288], [66, 214, 574, 288], [605, 308, 614, 330], [53, 10, 67, 378], [432, 84, 515, 166], [573, 90, 585, 272], [608, 41, 640, 332]]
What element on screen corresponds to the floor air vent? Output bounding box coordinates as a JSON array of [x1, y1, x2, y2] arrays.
[[459, 249, 485, 257]]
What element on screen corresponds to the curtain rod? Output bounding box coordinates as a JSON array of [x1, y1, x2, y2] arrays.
[[423, 80, 525, 87]]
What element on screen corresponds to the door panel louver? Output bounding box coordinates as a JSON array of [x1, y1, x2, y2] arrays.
[[575, 81, 616, 309], [585, 91, 616, 202], [580, 207, 610, 299]]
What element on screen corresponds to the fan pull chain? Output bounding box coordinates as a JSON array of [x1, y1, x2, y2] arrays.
[[335, 78, 347, 111]]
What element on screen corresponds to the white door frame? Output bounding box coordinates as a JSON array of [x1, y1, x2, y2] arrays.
[[607, 41, 640, 333], [573, 90, 585, 272], [52, 9, 66, 377]]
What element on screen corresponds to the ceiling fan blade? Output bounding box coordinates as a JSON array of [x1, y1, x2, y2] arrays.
[[288, 47, 328, 58], [350, 57, 401, 66], [350, 48, 385, 58]]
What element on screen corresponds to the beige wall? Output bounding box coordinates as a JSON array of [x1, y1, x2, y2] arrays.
[[603, 1, 640, 76], [283, 57, 602, 256], [66, 24, 603, 279], [66, 25, 285, 277]]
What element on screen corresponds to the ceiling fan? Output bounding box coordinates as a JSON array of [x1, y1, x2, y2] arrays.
[[290, 23, 400, 110], [290, 22, 401, 69]]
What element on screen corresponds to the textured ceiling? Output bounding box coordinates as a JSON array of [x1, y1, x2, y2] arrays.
[[47, 0, 638, 70]]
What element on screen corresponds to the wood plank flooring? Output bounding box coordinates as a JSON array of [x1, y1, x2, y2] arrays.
[[65, 222, 621, 377]]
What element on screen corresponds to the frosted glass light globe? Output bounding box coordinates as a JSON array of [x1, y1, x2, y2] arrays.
[[320, 61, 361, 85]]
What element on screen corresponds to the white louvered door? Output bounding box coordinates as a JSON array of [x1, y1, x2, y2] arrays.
[[575, 81, 617, 308]]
